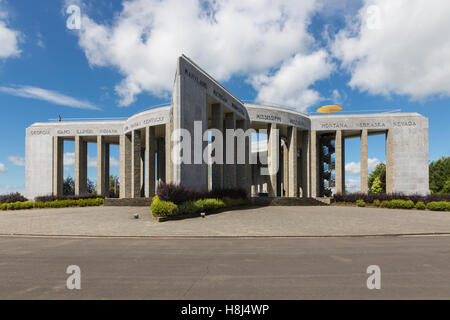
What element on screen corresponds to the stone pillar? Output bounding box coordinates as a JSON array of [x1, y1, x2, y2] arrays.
[[145, 126, 156, 197], [165, 123, 172, 184], [311, 131, 319, 198], [119, 134, 132, 198], [301, 130, 310, 198], [360, 129, 369, 194], [211, 104, 224, 190], [268, 123, 279, 197], [224, 113, 236, 188], [104, 143, 110, 197], [75, 136, 87, 195], [282, 139, 289, 197], [131, 130, 142, 198], [96, 136, 106, 196], [385, 129, 394, 194], [236, 119, 251, 195], [335, 130, 345, 194], [53, 136, 64, 196], [288, 126, 298, 197], [157, 137, 166, 184]]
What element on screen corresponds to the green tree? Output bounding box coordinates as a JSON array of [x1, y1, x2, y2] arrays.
[[63, 176, 75, 195], [429, 156, 450, 193], [441, 179, 450, 194], [368, 163, 386, 193], [371, 176, 383, 194], [109, 174, 120, 197]]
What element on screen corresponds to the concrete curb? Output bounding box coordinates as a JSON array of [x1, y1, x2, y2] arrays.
[[1, 232, 450, 240]]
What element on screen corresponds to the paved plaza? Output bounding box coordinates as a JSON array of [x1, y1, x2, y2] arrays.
[[0, 205, 449, 237]]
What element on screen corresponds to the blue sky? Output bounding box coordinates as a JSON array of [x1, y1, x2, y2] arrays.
[[0, 0, 449, 194]]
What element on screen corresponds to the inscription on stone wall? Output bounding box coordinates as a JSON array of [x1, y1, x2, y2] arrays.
[[30, 129, 50, 135], [393, 120, 417, 127], [359, 122, 387, 128], [320, 122, 348, 129], [255, 114, 282, 122], [184, 68, 207, 89]]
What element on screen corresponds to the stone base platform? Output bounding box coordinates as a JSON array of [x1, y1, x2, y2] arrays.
[[104, 196, 328, 207], [104, 197, 153, 207]]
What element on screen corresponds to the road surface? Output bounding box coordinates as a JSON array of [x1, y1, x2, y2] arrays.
[[0, 236, 449, 299]]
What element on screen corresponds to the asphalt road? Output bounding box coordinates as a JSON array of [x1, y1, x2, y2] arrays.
[[0, 236, 449, 299]]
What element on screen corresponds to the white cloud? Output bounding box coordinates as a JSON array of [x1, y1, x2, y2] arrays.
[[345, 157, 380, 175], [0, 162, 6, 173], [64, 152, 119, 167], [110, 157, 119, 167], [8, 156, 25, 166], [345, 177, 360, 193], [0, 86, 100, 110], [73, 0, 329, 109], [64, 152, 75, 166], [332, 0, 450, 99], [251, 50, 334, 110], [0, 4, 21, 59]]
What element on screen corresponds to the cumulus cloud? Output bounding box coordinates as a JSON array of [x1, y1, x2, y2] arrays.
[[332, 0, 450, 99], [72, 0, 330, 110], [251, 50, 334, 110], [0, 86, 100, 110], [8, 156, 25, 166], [345, 157, 380, 175], [0, 4, 21, 59], [0, 162, 6, 173]]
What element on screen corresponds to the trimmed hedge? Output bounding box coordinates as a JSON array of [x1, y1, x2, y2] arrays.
[[426, 201, 450, 211], [334, 192, 450, 204], [415, 201, 426, 210], [0, 198, 104, 211], [0, 201, 34, 210], [335, 198, 449, 211], [151, 195, 249, 217]]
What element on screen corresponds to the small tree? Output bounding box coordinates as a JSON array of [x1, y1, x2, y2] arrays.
[[429, 156, 450, 193], [368, 163, 386, 193], [63, 176, 75, 195], [87, 179, 96, 194], [371, 176, 383, 194]]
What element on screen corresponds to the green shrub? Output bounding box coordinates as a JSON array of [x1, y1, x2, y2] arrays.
[[380, 200, 391, 208], [0, 201, 34, 210], [372, 199, 381, 207], [150, 196, 179, 217], [388, 199, 413, 209], [426, 201, 449, 211], [356, 199, 366, 207], [404, 200, 415, 209], [194, 198, 225, 212], [179, 200, 200, 215], [415, 201, 426, 210]]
